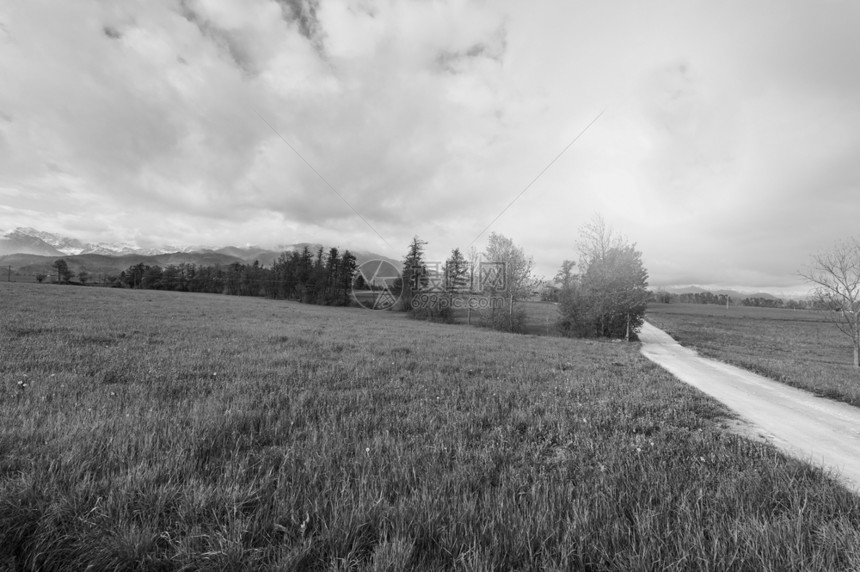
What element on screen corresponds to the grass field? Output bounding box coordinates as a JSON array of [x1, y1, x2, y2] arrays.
[[646, 303, 860, 407], [2, 284, 860, 570]]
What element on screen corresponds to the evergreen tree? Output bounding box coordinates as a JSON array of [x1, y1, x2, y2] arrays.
[[338, 250, 357, 305], [399, 236, 428, 311], [444, 248, 469, 292], [53, 259, 73, 283]]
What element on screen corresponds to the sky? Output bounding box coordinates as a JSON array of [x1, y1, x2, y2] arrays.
[[2, 0, 860, 294]]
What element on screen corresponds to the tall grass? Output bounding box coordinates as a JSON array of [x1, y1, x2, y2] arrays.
[[647, 303, 860, 406], [1, 284, 859, 570]]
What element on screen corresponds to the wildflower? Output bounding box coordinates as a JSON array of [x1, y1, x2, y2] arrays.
[[299, 512, 310, 537], [365, 447, 370, 456], [17, 380, 27, 390]]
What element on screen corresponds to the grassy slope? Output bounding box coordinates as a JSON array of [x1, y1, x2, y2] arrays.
[[0, 284, 858, 570], [647, 303, 860, 407]]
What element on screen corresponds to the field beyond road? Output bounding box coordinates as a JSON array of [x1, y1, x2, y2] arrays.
[[2, 284, 860, 570], [639, 321, 860, 494], [647, 303, 860, 407]]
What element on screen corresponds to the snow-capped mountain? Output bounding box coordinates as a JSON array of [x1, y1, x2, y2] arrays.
[[11, 227, 87, 255], [0, 229, 65, 257], [1, 227, 189, 257]]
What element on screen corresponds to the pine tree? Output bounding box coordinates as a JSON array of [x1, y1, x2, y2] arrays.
[[444, 248, 469, 293], [400, 236, 427, 311]]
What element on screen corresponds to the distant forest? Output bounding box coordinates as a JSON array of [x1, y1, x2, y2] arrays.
[[105, 246, 358, 306], [651, 290, 819, 310]]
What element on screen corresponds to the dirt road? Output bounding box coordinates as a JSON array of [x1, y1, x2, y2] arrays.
[[639, 320, 860, 494]]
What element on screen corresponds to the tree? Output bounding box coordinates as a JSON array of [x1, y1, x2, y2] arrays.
[[336, 251, 357, 305], [141, 265, 164, 290], [483, 232, 536, 332], [78, 271, 90, 285], [161, 265, 181, 291], [577, 215, 623, 266], [399, 236, 428, 311], [324, 247, 340, 303], [35, 273, 47, 284], [558, 217, 649, 340], [444, 248, 469, 293], [801, 238, 860, 367], [555, 260, 576, 290], [579, 244, 649, 339], [53, 259, 73, 283], [124, 263, 147, 288]]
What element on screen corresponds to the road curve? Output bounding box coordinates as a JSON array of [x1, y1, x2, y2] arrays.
[[639, 320, 860, 494]]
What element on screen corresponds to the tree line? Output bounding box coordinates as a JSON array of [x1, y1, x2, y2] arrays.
[[399, 217, 650, 340], [396, 233, 539, 332], [97, 246, 357, 306], [650, 289, 818, 310]]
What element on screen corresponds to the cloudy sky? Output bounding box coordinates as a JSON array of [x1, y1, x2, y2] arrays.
[[2, 0, 859, 292]]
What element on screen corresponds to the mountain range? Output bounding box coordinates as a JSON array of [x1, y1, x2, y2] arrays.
[[0, 227, 206, 257], [0, 227, 398, 280], [655, 284, 782, 301]]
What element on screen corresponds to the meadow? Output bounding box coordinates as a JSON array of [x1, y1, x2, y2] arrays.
[[646, 303, 860, 407], [2, 283, 860, 570]]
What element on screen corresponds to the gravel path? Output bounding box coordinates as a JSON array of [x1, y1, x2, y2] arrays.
[[639, 320, 860, 494]]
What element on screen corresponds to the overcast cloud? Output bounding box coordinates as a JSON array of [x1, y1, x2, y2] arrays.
[[2, 0, 859, 293]]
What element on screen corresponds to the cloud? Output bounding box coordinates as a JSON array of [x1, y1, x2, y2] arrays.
[[275, 0, 325, 53], [1, 0, 517, 254], [2, 0, 860, 292]]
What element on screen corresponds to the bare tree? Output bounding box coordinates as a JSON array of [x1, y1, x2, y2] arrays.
[[801, 238, 860, 367], [484, 232, 537, 332], [577, 214, 623, 267], [466, 246, 480, 325]]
